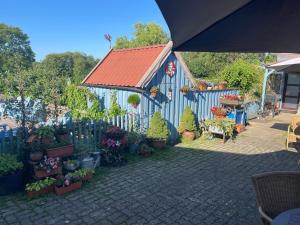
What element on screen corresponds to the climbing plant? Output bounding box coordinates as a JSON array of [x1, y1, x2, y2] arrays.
[[61, 84, 104, 120], [107, 91, 126, 118]]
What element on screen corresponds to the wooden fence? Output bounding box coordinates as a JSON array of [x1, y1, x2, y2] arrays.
[[0, 113, 143, 156]]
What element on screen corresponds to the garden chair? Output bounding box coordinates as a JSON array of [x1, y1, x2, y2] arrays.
[[252, 171, 300, 225], [286, 115, 300, 149]]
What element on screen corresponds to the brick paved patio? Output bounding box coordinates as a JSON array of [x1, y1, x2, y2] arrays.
[[0, 113, 299, 225]]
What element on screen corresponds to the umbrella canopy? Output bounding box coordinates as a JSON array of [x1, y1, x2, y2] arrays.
[[156, 0, 300, 52], [268, 57, 300, 73]]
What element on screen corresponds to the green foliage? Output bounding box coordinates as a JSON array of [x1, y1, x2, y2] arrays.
[[183, 52, 261, 81], [0, 154, 23, 176], [147, 112, 170, 140], [178, 107, 197, 133], [62, 84, 104, 120], [127, 94, 140, 105], [115, 23, 169, 49], [25, 177, 56, 192], [0, 23, 35, 77], [35, 126, 55, 140], [40, 52, 97, 85], [204, 118, 236, 138], [220, 59, 264, 95], [68, 168, 93, 179], [107, 91, 126, 118]]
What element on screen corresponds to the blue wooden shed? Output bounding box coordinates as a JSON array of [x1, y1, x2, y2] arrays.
[[82, 42, 238, 140]]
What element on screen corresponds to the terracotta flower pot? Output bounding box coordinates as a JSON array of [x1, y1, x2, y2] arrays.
[[27, 185, 54, 198], [215, 115, 226, 119], [131, 103, 139, 109], [218, 83, 227, 90], [198, 84, 207, 90], [55, 181, 82, 195], [182, 131, 195, 141], [235, 124, 245, 133], [150, 92, 158, 97], [35, 166, 62, 179], [46, 144, 73, 158], [150, 139, 166, 149], [30, 152, 44, 162]]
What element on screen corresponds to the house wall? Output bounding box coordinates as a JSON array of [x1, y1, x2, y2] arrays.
[[88, 53, 238, 141]]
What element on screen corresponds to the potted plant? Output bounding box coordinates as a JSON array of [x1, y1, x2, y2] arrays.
[[25, 177, 56, 198], [220, 95, 244, 105], [146, 112, 170, 149], [197, 81, 208, 90], [177, 107, 197, 141], [54, 174, 82, 195], [69, 168, 94, 182], [34, 156, 61, 178], [138, 144, 154, 157], [218, 81, 227, 90], [29, 141, 44, 162], [0, 154, 24, 195], [63, 159, 80, 171], [127, 132, 144, 154], [180, 85, 190, 95], [204, 118, 236, 140], [35, 126, 55, 144], [211, 106, 227, 119], [127, 94, 141, 108], [150, 86, 159, 97], [55, 125, 69, 142], [45, 139, 74, 158]]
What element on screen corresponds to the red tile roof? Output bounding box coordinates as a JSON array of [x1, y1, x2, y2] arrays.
[[83, 44, 167, 87]]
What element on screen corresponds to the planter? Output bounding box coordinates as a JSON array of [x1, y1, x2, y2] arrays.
[[198, 83, 207, 90], [55, 181, 82, 195], [0, 170, 24, 196], [215, 115, 226, 119], [81, 157, 94, 169], [30, 152, 44, 162], [131, 103, 139, 109], [63, 161, 80, 171], [218, 83, 227, 90], [182, 131, 195, 141], [150, 139, 166, 149], [181, 91, 189, 96], [82, 173, 92, 182], [35, 166, 62, 179], [150, 92, 158, 98], [220, 98, 243, 106], [235, 124, 245, 133], [27, 185, 54, 198], [46, 144, 73, 158]]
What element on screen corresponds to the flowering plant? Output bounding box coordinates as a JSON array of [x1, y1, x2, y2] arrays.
[[101, 136, 127, 149], [211, 106, 227, 117], [37, 156, 60, 173], [221, 95, 243, 101]]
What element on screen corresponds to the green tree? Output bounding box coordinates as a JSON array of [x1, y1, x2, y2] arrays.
[[220, 59, 264, 96], [115, 23, 169, 49], [0, 23, 35, 91], [41, 52, 97, 84]]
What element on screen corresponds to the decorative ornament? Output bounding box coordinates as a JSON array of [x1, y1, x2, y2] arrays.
[[165, 61, 176, 77]]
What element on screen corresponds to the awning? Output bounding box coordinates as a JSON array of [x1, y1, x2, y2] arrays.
[[155, 0, 300, 53], [268, 57, 300, 73]]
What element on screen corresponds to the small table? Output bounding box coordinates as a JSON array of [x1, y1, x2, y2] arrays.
[[272, 208, 300, 225]]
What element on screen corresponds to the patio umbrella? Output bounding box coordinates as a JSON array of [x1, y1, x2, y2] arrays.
[[155, 0, 300, 53]]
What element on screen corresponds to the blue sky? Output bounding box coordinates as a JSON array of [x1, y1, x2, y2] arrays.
[[0, 0, 169, 61]]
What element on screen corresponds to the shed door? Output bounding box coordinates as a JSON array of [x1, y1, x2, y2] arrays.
[[283, 73, 300, 110]]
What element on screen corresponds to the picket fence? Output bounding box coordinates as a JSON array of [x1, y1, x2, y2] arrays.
[[0, 113, 142, 156]]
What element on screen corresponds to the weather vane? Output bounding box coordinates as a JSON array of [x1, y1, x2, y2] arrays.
[[104, 34, 112, 49]]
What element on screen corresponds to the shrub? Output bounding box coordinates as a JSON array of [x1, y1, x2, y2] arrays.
[[147, 112, 169, 140], [178, 107, 197, 134], [35, 126, 55, 140], [220, 59, 263, 95], [127, 94, 140, 105], [0, 154, 23, 176]]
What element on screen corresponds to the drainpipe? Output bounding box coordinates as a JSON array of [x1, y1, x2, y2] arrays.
[[261, 68, 275, 111]]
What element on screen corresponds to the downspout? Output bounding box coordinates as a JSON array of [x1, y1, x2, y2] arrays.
[[261, 68, 275, 111]]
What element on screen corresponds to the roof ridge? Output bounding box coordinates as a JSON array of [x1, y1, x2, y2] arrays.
[[113, 44, 167, 52]]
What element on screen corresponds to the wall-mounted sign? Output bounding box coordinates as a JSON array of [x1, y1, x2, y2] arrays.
[[165, 61, 176, 77]]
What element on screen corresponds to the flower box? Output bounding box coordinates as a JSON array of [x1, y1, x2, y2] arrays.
[[208, 126, 224, 135], [82, 173, 92, 182], [220, 98, 243, 106], [46, 144, 73, 158], [34, 166, 62, 179], [55, 181, 82, 195], [27, 185, 54, 198]]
